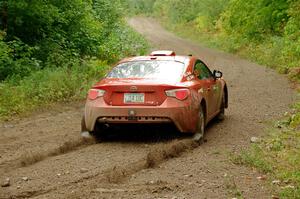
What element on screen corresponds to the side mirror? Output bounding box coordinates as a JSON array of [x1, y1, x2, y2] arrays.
[[213, 70, 223, 79]]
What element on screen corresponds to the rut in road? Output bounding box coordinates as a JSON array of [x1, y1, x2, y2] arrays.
[[0, 17, 297, 199], [0, 137, 95, 174], [2, 138, 199, 199]]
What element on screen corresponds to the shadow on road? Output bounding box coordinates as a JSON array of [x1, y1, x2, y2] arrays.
[[97, 123, 186, 143], [93, 118, 220, 143]]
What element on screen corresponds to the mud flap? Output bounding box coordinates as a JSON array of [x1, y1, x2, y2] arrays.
[[193, 132, 203, 142], [81, 131, 92, 138], [81, 115, 92, 138], [192, 105, 205, 144]]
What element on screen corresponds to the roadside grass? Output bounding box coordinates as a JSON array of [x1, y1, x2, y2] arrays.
[[0, 59, 110, 120], [231, 110, 300, 198], [224, 175, 244, 199]]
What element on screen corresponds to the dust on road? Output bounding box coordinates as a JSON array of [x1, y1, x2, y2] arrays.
[[0, 17, 296, 199]]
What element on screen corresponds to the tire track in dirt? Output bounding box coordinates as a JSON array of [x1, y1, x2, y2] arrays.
[[0, 103, 97, 175], [1, 138, 198, 199], [0, 103, 84, 166], [1, 115, 195, 198], [0, 141, 148, 198], [0, 137, 95, 173]]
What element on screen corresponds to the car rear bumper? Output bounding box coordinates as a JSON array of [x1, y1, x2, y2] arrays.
[[84, 97, 198, 133]]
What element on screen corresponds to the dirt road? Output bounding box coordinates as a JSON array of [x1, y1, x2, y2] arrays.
[[0, 17, 296, 199]]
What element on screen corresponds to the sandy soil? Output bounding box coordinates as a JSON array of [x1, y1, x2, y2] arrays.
[[0, 17, 297, 199]]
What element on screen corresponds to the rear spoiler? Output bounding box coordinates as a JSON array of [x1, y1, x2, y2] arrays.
[[150, 50, 176, 56]]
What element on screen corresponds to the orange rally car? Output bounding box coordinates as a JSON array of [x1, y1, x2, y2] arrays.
[[81, 50, 228, 142]]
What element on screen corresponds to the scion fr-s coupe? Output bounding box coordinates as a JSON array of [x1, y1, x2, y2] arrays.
[[81, 50, 228, 142]]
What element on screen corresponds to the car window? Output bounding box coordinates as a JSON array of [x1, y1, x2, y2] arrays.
[[107, 60, 186, 82], [194, 61, 213, 80]]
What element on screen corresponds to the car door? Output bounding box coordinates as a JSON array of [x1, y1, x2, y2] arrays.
[[194, 60, 220, 118]]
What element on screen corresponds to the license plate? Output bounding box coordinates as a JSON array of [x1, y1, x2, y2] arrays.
[[124, 93, 145, 103]]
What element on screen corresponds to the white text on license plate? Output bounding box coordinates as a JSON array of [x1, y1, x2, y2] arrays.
[[124, 93, 145, 103]]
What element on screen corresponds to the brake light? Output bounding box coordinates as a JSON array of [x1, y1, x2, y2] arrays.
[[88, 89, 105, 100], [165, 89, 189, 100]]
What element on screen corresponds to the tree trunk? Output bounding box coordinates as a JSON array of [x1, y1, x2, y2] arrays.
[[1, 0, 7, 31]]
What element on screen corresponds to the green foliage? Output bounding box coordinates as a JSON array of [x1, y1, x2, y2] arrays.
[[131, 0, 299, 79], [121, 0, 156, 15], [0, 0, 149, 118], [93, 0, 122, 34], [230, 126, 300, 198], [0, 60, 109, 119], [154, 0, 198, 23], [220, 0, 289, 40], [282, 1, 300, 74], [290, 102, 300, 128], [0, 0, 148, 81], [153, 0, 229, 29], [6, 0, 103, 62], [0, 33, 40, 80], [98, 24, 149, 62], [231, 145, 273, 173], [215, 0, 300, 75]]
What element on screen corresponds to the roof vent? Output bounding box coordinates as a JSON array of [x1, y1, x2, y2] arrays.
[[150, 50, 176, 56]]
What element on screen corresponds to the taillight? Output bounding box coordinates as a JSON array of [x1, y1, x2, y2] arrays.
[[165, 89, 189, 100], [88, 89, 105, 100]]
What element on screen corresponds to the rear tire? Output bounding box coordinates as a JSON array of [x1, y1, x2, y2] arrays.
[[91, 123, 107, 142], [193, 105, 205, 144]]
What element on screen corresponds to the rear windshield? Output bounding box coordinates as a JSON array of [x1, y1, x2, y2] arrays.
[[107, 60, 185, 82]]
